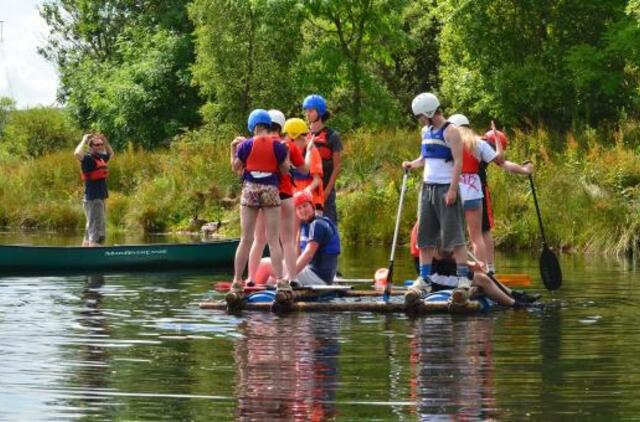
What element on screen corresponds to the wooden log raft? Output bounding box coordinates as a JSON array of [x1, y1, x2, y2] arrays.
[[200, 298, 482, 314]]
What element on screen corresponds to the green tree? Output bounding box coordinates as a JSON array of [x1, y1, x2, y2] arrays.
[[40, 0, 202, 148], [189, 0, 304, 133], [438, 0, 630, 129], [300, 0, 410, 127], [0, 97, 15, 136], [0, 107, 81, 157]]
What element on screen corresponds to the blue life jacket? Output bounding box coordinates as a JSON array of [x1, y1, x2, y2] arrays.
[[421, 122, 452, 160], [299, 216, 341, 255]]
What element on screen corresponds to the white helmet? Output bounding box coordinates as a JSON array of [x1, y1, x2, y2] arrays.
[[411, 93, 440, 118], [268, 109, 286, 129], [448, 113, 470, 127]]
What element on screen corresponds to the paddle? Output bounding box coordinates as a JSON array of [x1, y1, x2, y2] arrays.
[[384, 168, 410, 301], [466, 250, 512, 297], [524, 162, 562, 291]]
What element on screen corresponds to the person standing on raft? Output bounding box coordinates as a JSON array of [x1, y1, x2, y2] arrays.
[[292, 190, 341, 287], [303, 95, 342, 225], [74, 133, 113, 247], [229, 109, 291, 295], [401, 92, 470, 306]]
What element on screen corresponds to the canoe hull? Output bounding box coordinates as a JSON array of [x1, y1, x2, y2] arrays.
[[0, 240, 239, 275]]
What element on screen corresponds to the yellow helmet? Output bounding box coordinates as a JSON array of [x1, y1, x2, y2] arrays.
[[283, 118, 309, 139]]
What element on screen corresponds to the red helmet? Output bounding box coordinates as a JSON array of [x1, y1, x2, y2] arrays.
[[293, 190, 313, 208], [484, 129, 509, 149]]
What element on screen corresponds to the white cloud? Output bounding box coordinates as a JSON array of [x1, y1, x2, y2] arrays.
[[0, 0, 59, 108]]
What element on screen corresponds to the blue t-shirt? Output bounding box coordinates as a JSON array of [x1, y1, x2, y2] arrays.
[[81, 153, 110, 201], [236, 138, 288, 186], [300, 217, 340, 283]]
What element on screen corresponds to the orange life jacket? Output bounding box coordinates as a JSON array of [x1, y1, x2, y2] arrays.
[[81, 155, 109, 181], [461, 146, 480, 174], [244, 135, 279, 173], [307, 127, 333, 161]]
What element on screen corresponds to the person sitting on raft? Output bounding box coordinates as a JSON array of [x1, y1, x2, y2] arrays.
[[292, 190, 341, 287], [420, 248, 538, 309]]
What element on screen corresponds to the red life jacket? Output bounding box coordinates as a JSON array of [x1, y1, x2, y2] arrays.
[[244, 135, 279, 172], [81, 155, 109, 181], [461, 146, 480, 174], [307, 127, 333, 161]]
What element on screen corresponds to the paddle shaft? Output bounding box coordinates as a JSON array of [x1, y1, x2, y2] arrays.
[[467, 250, 512, 297], [385, 169, 410, 296], [527, 172, 548, 246]]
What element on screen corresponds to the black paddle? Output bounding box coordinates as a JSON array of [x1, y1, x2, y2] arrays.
[[384, 169, 410, 301], [524, 162, 562, 291], [467, 250, 511, 296]]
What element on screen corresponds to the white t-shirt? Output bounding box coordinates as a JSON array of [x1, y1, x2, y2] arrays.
[[421, 125, 455, 184], [459, 140, 498, 202]]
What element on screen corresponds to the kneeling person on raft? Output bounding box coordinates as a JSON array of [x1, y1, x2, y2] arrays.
[[292, 190, 341, 287]]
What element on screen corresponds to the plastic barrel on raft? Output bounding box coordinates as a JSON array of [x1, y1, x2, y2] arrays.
[[424, 289, 494, 313], [246, 290, 276, 303]]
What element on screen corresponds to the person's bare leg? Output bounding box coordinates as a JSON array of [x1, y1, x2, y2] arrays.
[[247, 210, 267, 283], [472, 273, 514, 306], [465, 207, 487, 266], [232, 206, 259, 287], [483, 230, 495, 271], [279, 198, 297, 280], [262, 206, 284, 282]]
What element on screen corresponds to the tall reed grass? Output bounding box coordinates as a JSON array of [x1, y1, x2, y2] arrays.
[[2, 123, 640, 256]]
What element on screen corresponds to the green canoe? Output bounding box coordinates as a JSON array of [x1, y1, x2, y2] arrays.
[[0, 239, 239, 275]]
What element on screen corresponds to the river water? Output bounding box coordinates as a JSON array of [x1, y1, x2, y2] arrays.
[[1, 233, 639, 420]]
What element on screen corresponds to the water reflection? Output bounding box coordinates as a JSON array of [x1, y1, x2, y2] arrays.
[[411, 316, 499, 420], [234, 314, 339, 420], [64, 274, 110, 415]]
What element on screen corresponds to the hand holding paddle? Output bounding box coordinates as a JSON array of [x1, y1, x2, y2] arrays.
[[523, 161, 562, 291]]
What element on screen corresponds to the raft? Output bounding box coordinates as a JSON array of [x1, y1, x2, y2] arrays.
[[0, 239, 239, 275], [200, 288, 494, 315]]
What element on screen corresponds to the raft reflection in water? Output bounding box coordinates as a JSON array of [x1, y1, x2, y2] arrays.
[[411, 316, 499, 419], [233, 313, 339, 420]]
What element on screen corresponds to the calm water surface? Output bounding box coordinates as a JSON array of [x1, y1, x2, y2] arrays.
[[1, 233, 640, 420]]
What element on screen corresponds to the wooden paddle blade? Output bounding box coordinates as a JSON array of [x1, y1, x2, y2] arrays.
[[540, 246, 562, 290], [495, 274, 532, 287]]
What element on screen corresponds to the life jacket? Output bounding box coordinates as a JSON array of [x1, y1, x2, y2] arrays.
[[292, 147, 324, 206], [421, 122, 452, 160], [244, 135, 279, 173], [307, 127, 334, 161], [299, 216, 341, 254], [461, 145, 480, 174], [279, 140, 300, 196], [81, 155, 109, 181]]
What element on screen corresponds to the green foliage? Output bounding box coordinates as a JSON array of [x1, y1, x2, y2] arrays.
[[0, 107, 81, 157], [189, 0, 305, 133], [0, 97, 15, 136], [40, 0, 202, 149], [439, 0, 633, 129]]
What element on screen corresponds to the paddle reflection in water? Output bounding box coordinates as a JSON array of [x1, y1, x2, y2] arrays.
[[233, 313, 339, 420], [410, 316, 499, 419]]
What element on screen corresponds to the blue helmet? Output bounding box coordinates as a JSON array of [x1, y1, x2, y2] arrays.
[[247, 109, 272, 133], [302, 94, 327, 116]]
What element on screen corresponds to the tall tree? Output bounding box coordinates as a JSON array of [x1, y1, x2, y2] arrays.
[[438, 0, 630, 129], [189, 0, 304, 133], [40, 0, 202, 148], [301, 0, 410, 127]]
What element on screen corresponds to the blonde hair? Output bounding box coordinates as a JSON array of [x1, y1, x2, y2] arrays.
[[458, 126, 480, 159]]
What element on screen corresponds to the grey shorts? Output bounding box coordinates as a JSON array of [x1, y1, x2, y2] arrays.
[[294, 266, 329, 287], [84, 199, 106, 244], [417, 183, 466, 250]]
